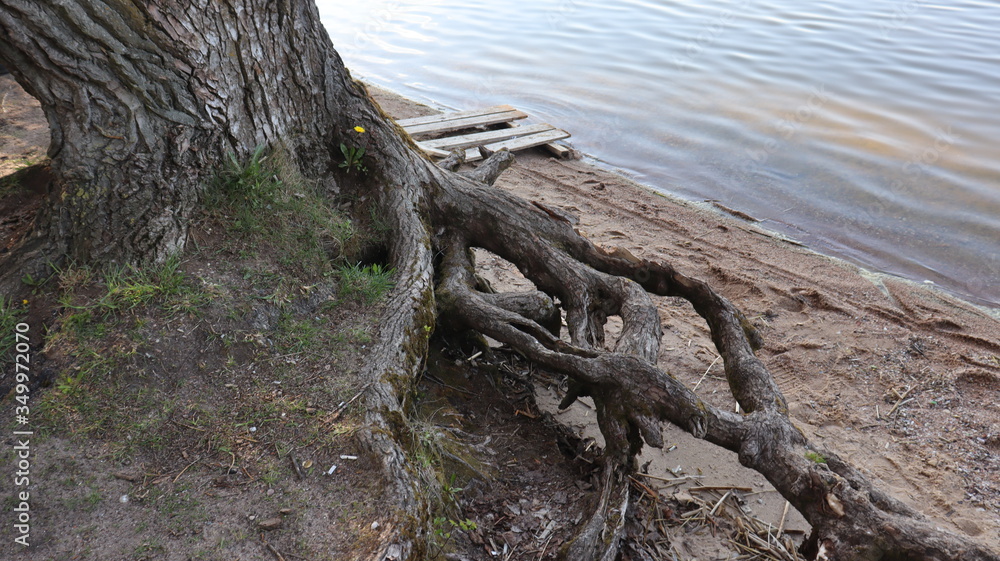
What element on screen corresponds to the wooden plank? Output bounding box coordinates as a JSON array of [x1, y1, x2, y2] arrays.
[[416, 144, 452, 159], [401, 109, 528, 136], [479, 128, 570, 155], [419, 123, 556, 150], [498, 121, 572, 159], [396, 104, 517, 128], [542, 141, 573, 159], [416, 128, 570, 162]]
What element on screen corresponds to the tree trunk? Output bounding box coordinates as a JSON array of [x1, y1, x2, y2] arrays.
[[0, 0, 383, 269], [1, 2, 997, 560]]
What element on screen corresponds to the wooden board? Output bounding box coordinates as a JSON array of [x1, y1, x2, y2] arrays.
[[395, 105, 518, 127], [417, 128, 570, 162], [396, 104, 517, 127], [499, 120, 572, 159], [398, 106, 527, 136], [418, 123, 556, 150]]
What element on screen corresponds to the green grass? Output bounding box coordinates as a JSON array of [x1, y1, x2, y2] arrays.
[[133, 538, 166, 560], [54, 256, 206, 329], [337, 263, 394, 303], [63, 487, 104, 513], [275, 314, 324, 353], [210, 145, 282, 212], [34, 258, 209, 456], [102, 258, 185, 310], [805, 450, 827, 464], [204, 144, 355, 278]]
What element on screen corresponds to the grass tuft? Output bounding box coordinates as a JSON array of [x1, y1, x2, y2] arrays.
[[337, 263, 394, 303], [805, 450, 827, 464], [203, 144, 355, 278]]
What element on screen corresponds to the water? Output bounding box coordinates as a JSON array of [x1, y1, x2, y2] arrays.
[[317, 0, 1000, 307]]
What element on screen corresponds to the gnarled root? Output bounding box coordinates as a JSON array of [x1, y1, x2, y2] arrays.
[[416, 156, 999, 561], [360, 144, 999, 560]]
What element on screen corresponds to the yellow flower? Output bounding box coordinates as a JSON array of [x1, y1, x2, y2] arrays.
[[22, 300, 29, 305], [354, 126, 366, 133]]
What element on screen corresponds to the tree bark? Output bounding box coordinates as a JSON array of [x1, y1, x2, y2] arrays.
[[1, 2, 997, 560], [0, 0, 383, 270]]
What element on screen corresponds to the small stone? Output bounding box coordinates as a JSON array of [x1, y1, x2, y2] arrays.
[[258, 517, 283, 531], [267, 488, 275, 496], [371, 521, 379, 530], [279, 508, 294, 515]]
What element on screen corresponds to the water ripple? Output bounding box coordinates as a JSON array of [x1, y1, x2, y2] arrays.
[[318, 0, 1000, 306]]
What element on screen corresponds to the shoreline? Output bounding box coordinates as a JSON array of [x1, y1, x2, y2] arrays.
[[605, 143, 997, 314], [370, 82, 1000, 547], [366, 76, 1000, 312]]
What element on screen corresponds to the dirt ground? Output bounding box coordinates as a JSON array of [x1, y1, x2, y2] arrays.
[[1, 73, 998, 560]]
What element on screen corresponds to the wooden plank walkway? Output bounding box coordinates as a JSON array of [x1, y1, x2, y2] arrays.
[[397, 105, 528, 136], [397, 104, 571, 162], [418, 122, 557, 151]]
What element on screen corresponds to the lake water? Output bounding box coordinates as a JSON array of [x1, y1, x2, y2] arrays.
[[316, 0, 1000, 307]]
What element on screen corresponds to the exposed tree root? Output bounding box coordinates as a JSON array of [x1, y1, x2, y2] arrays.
[[353, 147, 1000, 560], [353, 162, 438, 560]]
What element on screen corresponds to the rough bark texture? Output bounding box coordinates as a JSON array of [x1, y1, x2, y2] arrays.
[[0, 0, 377, 271], [1, 2, 997, 560]]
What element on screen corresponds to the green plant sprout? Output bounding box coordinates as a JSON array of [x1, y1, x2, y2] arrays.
[[339, 143, 367, 174], [339, 125, 368, 174]]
